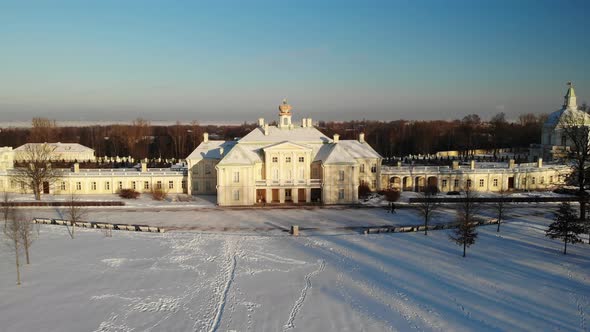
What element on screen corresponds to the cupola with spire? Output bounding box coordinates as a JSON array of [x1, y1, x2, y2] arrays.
[[278, 98, 293, 128], [564, 81, 578, 110]]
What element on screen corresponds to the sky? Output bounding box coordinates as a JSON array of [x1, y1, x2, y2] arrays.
[[1, 0, 589, 123]]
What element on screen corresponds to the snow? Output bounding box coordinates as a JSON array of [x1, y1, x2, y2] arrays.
[[1, 207, 589, 331]]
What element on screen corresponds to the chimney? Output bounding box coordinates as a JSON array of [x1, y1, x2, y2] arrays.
[[307, 118, 313, 127], [397, 161, 402, 167], [220, 147, 224, 155], [509, 159, 515, 169], [301, 118, 307, 128], [470, 160, 475, 170], [333, 134, 340, 143], [141, 162, 147, 172], [203, 132, 209, 143], [452, 161, 459, 170], [264, 124, 269, 136], [258, 118, 264, 127], [537, 157, 543, 168], [359, 133, 365, 143], [73, 163, 79, 173]]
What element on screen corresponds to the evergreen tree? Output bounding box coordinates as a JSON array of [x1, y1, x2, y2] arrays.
[[546, 202, 584, 255], [450, 215, 478, 257], [449, 188, 480, 257]]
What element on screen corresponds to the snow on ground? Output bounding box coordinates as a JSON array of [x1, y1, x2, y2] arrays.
[[1, 208, 589, 332]]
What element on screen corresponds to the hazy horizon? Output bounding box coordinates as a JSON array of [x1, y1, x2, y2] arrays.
[[1, 0, 589, 123]]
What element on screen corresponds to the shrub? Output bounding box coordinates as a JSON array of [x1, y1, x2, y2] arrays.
[[447, 191, 461, 196], [383, 189, 401, 202], [358, 183, 372, 199], [118, 189, 140, 199], [150, 187, 168, 201]]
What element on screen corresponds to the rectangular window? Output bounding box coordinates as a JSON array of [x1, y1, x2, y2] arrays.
[[194, 181, 199, 191], [442, 179, 447, 187], [205, 181, 211, 191], [272, 157, 278, 163], [105, 182, 110, 190], [531, 177, 536, 185], [286, 157, 291, 163], [144, 181, 149, 190], [540, 176, 544, 184], [91, 182, 97, 190], [371, 164, 377, 173], [132, 181, 136, 190], [493, 178, 498, 187], [205, 164, 211, 174], [479, 179, 484, 187], [466, 179, 472, 188], [182, 180, 186, 189], [339, 170, 345, 181], [233, 171, 240, 183], [338, 189, 345, 200], [550, 176, 553, 183], [312, 168, 319, 178], [454, 179, 459, 188], [76, 182, 82, 191], [523, 178, 527, 185], [156, 181, 162, 189], [360, 164, 365, 173], [299, 157, 304, 163], [118, 181, 123, 190], [168, 181, 174, 189], [372, 180, 377, 188], [61, 182, 66, 190], [233, 189, 240, 201]]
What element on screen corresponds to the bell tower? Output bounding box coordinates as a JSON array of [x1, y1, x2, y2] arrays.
[[278, 99, 292, 129]]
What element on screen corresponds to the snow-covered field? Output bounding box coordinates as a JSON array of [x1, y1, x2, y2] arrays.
[[1, 208, 589, 331]]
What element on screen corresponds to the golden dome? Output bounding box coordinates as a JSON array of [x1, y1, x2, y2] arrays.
[[278, 98, 292, 115]]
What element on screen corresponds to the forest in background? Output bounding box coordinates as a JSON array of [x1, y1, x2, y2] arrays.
[[0, 112, 547, 161]]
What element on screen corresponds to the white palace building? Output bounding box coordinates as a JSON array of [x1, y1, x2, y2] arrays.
[[186, 100, 382, 205], [0, 86, 580, 205]]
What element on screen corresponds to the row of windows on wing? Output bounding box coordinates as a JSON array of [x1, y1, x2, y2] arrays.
[[271, 156, 305, 163], [58, 180, 186, 191], [439, 175, 555, 188]]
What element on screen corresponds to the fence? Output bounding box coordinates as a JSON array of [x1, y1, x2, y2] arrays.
[[3, 201, 125, 207], [409, 196, 581, 204], [32, 217, 163, 233], [363, 218, 499, 234]]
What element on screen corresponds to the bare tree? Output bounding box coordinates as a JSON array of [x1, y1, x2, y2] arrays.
[[3, 209, 24, 285], [415, 186, 441, 235], [2, 191, 12, 230], [29, 117, 57, 142], [63, 192, 87, 239], [558, 110, 590, 237], [12, 144, 61, 200], [167, 121, 187, 159], [490, 189, 511, 232], [18, 212, 34, 264], [449, 188, 481, 257]]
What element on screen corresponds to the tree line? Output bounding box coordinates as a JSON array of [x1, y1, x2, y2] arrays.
[[0, 113, 546, 160]]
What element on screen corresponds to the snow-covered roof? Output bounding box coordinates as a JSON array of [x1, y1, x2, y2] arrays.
[[545, 108, 590, 129], [186, 140, 236, 160], [239, 125, 331, 143], [186, 124, 382, 166], [15, 142, 94, 153], [217, 144, 262, 166]]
